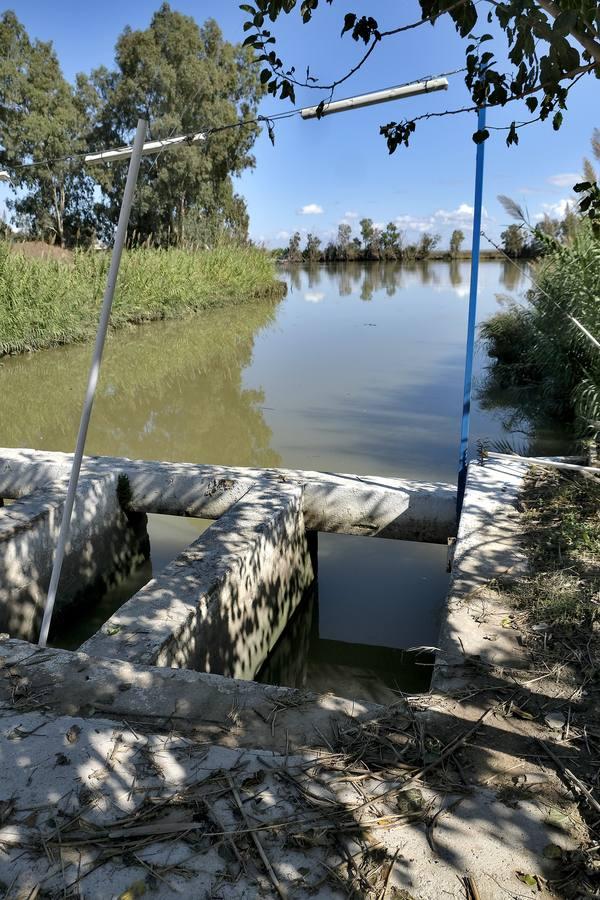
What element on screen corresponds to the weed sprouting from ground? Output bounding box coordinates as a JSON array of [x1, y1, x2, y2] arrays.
[[0, 243, 285, 355]]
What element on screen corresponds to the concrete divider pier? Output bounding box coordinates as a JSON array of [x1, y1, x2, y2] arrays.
[[81, 482, 314, 678]]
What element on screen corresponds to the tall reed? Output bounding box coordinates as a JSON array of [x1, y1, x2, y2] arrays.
[[480, 223, 600, 438], [0, 243, 284, 355]]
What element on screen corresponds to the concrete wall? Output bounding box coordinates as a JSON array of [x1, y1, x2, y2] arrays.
[[0, 473, 148, 641], [81, 482, 315, 679], [0, 447, 457, 543]]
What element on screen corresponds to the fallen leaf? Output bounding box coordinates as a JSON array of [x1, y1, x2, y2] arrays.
[[545, 807, 570, 831], [0, 799, 15, 825], [511, 705, 535, 720], [516, 872, 538, 888], [118, 880, 147, 900]]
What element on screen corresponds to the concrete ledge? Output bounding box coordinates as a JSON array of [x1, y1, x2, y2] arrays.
[[432, 454, 530, 691], [0, 473, 147, 641], [0, 447, 454, 543], [0, 637, 378, 753], [81, 482, 314, 678]]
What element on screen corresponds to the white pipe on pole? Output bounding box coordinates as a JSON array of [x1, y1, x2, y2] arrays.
[[300, 77, 448, 119], [84, 131, 205, 165], [37, 118, 148, 648], [83, 78, 448, 165]]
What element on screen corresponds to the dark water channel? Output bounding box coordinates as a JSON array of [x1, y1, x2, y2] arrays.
[[0, 261, 566, 702]]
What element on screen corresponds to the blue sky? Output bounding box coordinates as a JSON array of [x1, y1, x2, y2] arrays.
[[2, 0, 597, 247]]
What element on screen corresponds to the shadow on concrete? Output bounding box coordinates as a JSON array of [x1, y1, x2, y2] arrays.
[[79, 482, 315, 682], [0, 635, 592, 898], [0, 478, 149, 644]]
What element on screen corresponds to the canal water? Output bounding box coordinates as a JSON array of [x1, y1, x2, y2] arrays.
[[0, 260, 561, 702]]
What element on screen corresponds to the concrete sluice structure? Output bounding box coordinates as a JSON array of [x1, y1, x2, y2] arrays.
[[0, 447, 457, 673], [1, 451, 583, 898]]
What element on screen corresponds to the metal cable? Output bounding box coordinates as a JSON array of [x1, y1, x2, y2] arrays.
[[2, 65, 466, 175]]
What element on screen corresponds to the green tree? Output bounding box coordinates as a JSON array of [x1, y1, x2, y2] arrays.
[[0, 12, 95, 246], [501, 224, 526, 257], [382, 221, 402, 258], [83, 4, 263, 246], [449, 229, 465, 256], [417, 232, 440, 259], [359, 217, 374, 249], [304, 232, 322, 262], [336, 222, 352, 260], [358, 217, 383, 259], [287, 231, 302, 262]]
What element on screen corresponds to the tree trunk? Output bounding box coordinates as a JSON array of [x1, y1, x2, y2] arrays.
[[51, 182, 65, 248], [177, 195, 185, 247]]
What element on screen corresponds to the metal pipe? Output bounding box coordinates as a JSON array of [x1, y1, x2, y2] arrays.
[[457, 106, 487, 518], [84, 130, 205, 165], [37, 118, 148, 648], [300, 77, 448, 119], [84, 80, 447, 164]]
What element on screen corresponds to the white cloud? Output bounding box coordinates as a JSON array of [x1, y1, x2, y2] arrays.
[[344, 210, 359, 219], [548, 172, 580, 188], [394, 202, 491, 235], [275, 230, 290, 241], [304, 291, 325, 303], [433, 202, 475, 224], [298, 203, 324, 215], [535, 197, 574, 220]]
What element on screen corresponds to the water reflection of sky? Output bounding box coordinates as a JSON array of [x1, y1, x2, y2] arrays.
[[245, 260, 530, 484]]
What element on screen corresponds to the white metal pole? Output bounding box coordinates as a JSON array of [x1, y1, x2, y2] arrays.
[[37, 118, 148, 648]]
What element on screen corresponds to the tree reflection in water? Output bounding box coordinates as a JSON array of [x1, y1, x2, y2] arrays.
[[0, 300, 283, 468]]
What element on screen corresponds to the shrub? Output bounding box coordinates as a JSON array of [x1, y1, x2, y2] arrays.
[[480, 223, 600, 437]]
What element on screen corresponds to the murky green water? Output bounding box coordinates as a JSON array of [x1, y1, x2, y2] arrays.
[[0, 261, 566, 701]]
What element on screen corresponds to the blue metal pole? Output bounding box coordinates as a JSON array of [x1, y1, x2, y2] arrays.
[[457, 106, 486, 517]]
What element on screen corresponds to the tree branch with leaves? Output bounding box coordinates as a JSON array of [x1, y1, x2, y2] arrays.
[[240, 1, 600, 219]]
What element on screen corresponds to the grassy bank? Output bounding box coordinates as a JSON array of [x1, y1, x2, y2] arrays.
[[513, 467, 600, 626], [0, 243, 285, 355]]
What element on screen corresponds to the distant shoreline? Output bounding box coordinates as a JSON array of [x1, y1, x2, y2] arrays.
[[277, 249, 511, 265]]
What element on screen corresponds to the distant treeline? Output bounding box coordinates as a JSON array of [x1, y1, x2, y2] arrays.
[[274, 208, 582, 264]]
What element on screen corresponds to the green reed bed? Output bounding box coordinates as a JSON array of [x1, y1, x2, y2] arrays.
[[0, 243, 285, 354]]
